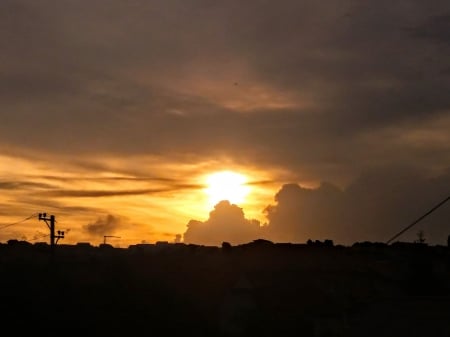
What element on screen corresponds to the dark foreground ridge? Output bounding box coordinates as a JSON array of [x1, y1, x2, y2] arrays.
[[1, 239, 450, 337]]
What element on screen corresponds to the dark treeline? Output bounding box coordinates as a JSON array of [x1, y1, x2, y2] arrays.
[[1, 239, 450, 337]]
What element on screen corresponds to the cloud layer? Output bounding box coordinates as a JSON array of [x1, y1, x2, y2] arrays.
[[183, 167, 450, 246], [1, 1, 449, 245], [1, 0, 449, 181]]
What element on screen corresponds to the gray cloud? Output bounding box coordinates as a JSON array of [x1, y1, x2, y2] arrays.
[[264, 166, 450, 245], [82, 214, 122, 236], [411, 14, 450, 45], [181, 166, 450, 246], [1, 1, 449, 170], [1, 0, 449, 244]]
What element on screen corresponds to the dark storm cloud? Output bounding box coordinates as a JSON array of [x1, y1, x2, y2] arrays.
[[264, 166, 450, 245], [1, 1, 449, 212]]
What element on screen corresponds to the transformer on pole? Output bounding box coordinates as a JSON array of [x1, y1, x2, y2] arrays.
[[38, 213, 65, 252]]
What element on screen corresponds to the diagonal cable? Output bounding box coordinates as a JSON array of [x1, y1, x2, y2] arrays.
[[386, 196, 450, 244], [0, 213, 38, 230]]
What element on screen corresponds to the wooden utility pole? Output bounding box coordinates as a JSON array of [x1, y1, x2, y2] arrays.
[[39, 213, 64, 253]]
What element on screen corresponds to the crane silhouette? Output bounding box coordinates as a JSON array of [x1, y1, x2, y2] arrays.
[[103, 235, 121, 245]]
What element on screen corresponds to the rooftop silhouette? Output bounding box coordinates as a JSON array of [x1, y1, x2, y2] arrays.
[[1, 238, 450, 337]]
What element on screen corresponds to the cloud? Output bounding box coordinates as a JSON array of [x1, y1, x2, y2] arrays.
[[176, 165, 450, 247], [264, 166, 450, 245], [0, 0, 448, 186], [264, 181, 344, 243], [0, 180, 53, 190], [174, 234, 182, 243], [39, 188, 178, 198], [24, 174, 178, 183], [183, 200, 261, 246], [411, 14, 450, 45], [82, 214, 122, 236], [13, 196, 105, 215], [1, 1, 449, 246], [36, 184, 202, 198]]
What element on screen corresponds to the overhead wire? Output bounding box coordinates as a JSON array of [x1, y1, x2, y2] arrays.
[[29, 233, 50, 242], [386, 195, 450, 244], [0, 213, 38, 230]]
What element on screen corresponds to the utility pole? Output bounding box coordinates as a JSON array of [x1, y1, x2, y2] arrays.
[[38, 213, 64, 253]]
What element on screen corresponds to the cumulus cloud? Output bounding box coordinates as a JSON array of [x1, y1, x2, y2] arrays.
[[264, 181, 344, 243], [264, 166, 450, 245], [181, 166, 449, 246], [1, 1, 449, 245], [183, 200, 261, 246]]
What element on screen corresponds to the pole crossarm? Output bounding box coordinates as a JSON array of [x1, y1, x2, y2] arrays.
[[39, 213, 52, 230], [38, 213, 65, 250]]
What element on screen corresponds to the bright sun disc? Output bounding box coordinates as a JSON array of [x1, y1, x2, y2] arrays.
[[205, 171, 250, 207]]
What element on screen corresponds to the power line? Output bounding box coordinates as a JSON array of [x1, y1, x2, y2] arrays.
[[386, 195, 450, 244], [38, 213, 65, 252], [29, 233, 50, 242], [0, 213, 38, 230]]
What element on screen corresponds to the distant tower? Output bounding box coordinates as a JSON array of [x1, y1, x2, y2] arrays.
[[416, 230, 426, 244]]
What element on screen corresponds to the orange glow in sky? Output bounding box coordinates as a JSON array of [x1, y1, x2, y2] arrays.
[[0, 154, 282, 246], [205, 170, 250, 208]]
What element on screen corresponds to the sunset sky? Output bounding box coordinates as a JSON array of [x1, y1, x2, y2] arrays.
[[1, 0, 449, 246]]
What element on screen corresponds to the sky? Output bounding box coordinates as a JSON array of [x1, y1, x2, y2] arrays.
[[1, 0, 449, 247]]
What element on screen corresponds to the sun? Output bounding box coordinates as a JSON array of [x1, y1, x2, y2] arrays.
[[205, 170, 250, 207]]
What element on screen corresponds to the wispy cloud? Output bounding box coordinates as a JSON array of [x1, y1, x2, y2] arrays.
[[0, 180, 54, 190], [0, 0, 449, 245], [37, 187, 195, 198]]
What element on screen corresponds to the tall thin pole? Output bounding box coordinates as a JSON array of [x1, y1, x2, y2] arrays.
[[39, 213, 65, 254], [50, 215, 55, 248], [386, 196, 450, 244]]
